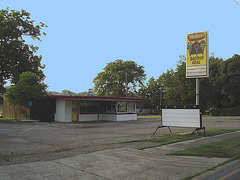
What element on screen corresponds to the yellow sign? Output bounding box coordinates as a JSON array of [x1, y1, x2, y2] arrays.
[[186, 31, 209, 78]]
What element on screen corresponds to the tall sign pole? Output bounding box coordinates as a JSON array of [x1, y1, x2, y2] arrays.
[[186, 31, 209, 106], [196, 79, 200, 105]]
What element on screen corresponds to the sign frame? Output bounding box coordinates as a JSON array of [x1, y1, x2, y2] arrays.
[[186, 31, 209, 78]]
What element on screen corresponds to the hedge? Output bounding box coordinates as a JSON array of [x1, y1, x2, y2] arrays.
[[220, 107, 240, 116], [209, 107, 240, 116]]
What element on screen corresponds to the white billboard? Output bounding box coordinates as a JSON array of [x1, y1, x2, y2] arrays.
[[162, 109, 201, 128]]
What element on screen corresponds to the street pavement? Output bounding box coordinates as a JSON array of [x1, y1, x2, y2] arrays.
[[1, 130, 240, 180]]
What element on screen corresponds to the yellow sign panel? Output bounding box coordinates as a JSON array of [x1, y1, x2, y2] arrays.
[[186, 31, 209, 78]]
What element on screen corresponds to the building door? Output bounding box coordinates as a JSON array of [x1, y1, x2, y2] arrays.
[[72, 101, 78, 122]]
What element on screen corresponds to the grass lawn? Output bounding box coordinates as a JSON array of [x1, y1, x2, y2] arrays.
[[114, 129, 240, 150], [0, 118, 20, 123], [170, 135, 240, 158]]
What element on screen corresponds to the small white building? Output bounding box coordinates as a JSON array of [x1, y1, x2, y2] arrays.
[[48, 95, 148, 122]]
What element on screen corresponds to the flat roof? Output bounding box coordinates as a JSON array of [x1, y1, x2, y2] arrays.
[[47, 95, 148, 102]]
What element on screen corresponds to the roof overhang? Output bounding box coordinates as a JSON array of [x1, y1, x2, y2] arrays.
[[47, 95, 148, 102]]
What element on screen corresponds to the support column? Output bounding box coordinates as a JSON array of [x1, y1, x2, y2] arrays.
[[196, 78, 200, 105]]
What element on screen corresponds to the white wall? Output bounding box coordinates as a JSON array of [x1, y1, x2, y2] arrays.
[[55, 99, 72, 122], [65, 100, 72, 122], [102, 114, 117, 121], [79, 114, 101, 122], [116, 114, 137, 121], [55, 99, 65, 122]]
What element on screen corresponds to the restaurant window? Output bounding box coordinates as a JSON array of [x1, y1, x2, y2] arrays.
[[117, 102, 127, 112], [127, 102, 135, 113], [105, 102, 116, 113], [79, 101, 98, 114]]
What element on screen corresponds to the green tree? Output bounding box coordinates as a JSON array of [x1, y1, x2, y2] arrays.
[[218, 54, 240, 107], [93, 59, 146, 97], [137, 77, 159, 108], [164, 60, 195, 105], [0, 8, 47, 94], [5, 72, 47, 107]]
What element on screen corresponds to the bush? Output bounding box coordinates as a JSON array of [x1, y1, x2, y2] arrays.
[[209, 107, 220, 116], [220, 107, 240, 116]]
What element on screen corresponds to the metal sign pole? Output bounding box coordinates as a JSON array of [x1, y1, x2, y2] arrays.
[[196, 78, 200, 105]]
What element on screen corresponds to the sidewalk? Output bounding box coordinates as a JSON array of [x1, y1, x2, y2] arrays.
[[1, 131, 240, 180]]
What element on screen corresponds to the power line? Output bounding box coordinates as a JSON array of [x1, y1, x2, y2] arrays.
[[234, 0, 240, 6]]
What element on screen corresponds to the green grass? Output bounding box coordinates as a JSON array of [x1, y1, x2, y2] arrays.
[[113, 129, 239, 150], [171, 135, 240, 158], [0, 153, 29, 159], [0, 118, 20, 123]]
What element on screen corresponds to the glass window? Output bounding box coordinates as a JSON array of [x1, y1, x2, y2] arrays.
[[117, 102, 127, 112], [127, 102, 135, 113], [79, 101, 99, 114], [105, 102, 116, 113]]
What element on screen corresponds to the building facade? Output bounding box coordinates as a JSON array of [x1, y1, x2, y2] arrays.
[[49, 95, 148, 122]]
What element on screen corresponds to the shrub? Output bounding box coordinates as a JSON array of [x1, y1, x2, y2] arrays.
[[209, 107, 220, 116], [220, 107, 240, 116]]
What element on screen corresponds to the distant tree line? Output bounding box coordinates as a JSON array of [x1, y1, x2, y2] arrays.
[[136, 54, 240, 111]]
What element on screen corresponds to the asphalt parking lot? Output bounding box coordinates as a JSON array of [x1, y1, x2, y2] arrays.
[[1, 116, 240, 166]]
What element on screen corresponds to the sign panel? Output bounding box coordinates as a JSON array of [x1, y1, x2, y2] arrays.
[[162, 109, 201, 128], [186, 31, 209, 78]]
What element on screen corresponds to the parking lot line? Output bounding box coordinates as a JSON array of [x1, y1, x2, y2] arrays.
[[21, 126, 39, 134]]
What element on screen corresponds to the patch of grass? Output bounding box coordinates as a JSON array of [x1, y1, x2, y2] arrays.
[[202, 115, 240, 118], [0, 153, 29, 159], [0, 118, 20, 123], [171, 135, 240, 158], [202, 129, 239, 136], [112, 129, 239, 150]]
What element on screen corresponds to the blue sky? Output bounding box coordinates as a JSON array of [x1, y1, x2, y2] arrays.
[[1, 0, 240, 93]]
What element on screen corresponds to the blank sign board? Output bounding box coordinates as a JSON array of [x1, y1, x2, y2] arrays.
[[162, 109, 201, 128]]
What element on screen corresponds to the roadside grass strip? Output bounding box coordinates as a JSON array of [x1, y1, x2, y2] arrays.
[[170, 135, 240, 158], [181, 157, 239, 180], [0, 153, 30, 159], [110, 129, 240, 150], [0, 118, 20, 123], [176, 135, 240, 180]]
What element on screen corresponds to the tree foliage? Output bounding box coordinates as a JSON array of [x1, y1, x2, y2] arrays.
[[93, 59, 146, 97], [0, 8, 47, 94], [5, 72, 48, 107], [137, 54, 240, 109]]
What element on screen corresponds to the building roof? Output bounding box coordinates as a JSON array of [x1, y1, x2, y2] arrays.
[[47, 95, 148, 102]]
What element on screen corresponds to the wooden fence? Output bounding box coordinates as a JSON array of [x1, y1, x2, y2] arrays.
[[3, 97, 30, 120]]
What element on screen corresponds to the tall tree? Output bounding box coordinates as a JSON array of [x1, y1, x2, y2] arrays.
[[219, 54, 240, 107], [137, 77, 159, 108], [0, 8, 47, 94], [93, 59, 146, 97], [164, 60, 195, 105], [5, 72, 47, 107]]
